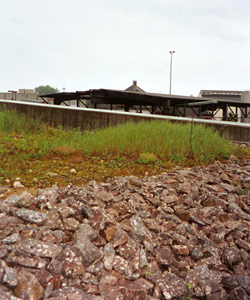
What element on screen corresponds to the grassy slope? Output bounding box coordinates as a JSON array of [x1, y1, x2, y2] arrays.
[[0, 110, 249, 188]]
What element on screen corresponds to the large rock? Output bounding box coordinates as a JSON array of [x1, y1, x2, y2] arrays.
[[14, 270, 44, 300], [99, 275, 153, 300], [47, 287, 103, 300], [16, 208, 47, 225], [18, 239, 62, 258], [3, 267, 18, 288], [157, 272, 189, 299], [74, 225, 102, 267]]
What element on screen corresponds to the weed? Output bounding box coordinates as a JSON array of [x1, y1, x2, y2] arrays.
[[236, 188, 248, 196], [180, 282, 194, 300], [52, 146, 76, 156], [187, 282, 194, 291], [144, 270, 153, 276], [138, 153, 158, 164]]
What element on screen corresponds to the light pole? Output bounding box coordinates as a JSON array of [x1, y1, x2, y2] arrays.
[[169, 50, 175, 95]]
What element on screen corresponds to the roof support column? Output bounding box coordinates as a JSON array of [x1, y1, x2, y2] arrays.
[[198, 106, 201, 118], [165, 99, 171, 115], [173, 105, 176, 116], [222, 104, 228, 121], [76, 95, 80, 107], [184, 104, 186, 117]]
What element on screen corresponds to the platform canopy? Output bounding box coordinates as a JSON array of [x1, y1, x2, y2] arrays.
[[39, 88, 250, 121]]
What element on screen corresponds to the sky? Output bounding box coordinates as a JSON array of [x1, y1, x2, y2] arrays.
[[1, 0, 250, 96]]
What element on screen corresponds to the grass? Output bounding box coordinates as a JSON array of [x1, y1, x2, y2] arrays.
[[0, 109, 249, 189]]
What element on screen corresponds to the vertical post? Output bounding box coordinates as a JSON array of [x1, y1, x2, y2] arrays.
[[243, 106, 248, 122], [198, 105, 201, 117], [169, 51, 175, 95], [173, 105, 176, 116], [125, 104, 129, 112], [222, 104, 228, 121], [163, 102, 167, 115]]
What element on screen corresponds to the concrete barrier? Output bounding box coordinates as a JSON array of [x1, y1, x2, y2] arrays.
[[0, 100, 250, 142]]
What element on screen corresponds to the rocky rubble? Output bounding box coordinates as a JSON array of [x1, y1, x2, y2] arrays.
[[0, 157, 249, 300]]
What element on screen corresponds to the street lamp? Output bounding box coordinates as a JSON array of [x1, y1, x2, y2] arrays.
[[169, 51, 175, 95]]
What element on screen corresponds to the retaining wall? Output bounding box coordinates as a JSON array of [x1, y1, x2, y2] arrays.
[[0, 100, 250, 142]]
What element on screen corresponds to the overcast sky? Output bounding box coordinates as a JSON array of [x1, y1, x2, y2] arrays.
[[1, 0, 250, 96]]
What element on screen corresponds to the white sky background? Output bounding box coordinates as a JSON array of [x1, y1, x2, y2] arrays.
[[0, 0, 250, 96]]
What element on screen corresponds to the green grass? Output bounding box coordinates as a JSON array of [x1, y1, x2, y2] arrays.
[[0, 109, 249, 188], [0, 109, 247, 163], [79, 120, 236, 163]]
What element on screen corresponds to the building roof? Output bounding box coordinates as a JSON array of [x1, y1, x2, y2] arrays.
[[124, 84, 145, 93], [200, 90, 243, 96]]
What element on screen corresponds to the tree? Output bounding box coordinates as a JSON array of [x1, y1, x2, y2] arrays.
[[35, 85, 59, 95]]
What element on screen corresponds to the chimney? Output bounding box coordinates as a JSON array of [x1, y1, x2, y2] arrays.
[[132, 80, 137, 92]]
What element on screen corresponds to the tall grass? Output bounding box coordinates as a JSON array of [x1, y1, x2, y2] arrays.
[[0, 109, 41, 133], [0, 109, 242, 163], [79, 121, 233, 162]]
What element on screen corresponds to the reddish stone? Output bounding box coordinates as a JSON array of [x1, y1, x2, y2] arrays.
[[45, 209, 63, 230], [0, 216, 23, 229], [161, 221, 177, 232], [173, 245, 190, 256], [158, 272, 189, 299], [116, 239, 137, 260], [83, 283, 99, 295], [62, 261, 86, 279], [19, 228, 36, 239], [99, 275, 153, 300], [103, 243, 115, 270], [112, 228, 129, 248], [222, 247, 242, 267], [63, 217, 80, 231], [18, 239, 62, 258], [35, 269, 53, 288], [14, 270, 44, 300], [104, 225, 116, 242], [92, 235, 106, 246], [155, 246, 175, 266], [144, 218, 161, 233], [49, 274, 62, 290], [175, 208, 190, 222], [10, 255, 47, 269], [106, 208, 119, 218], [113, 255, 129, 276]]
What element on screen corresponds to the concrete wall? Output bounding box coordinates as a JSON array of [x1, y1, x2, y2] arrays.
[[0, 100, 250, 143], [0, 92, 40, 102]]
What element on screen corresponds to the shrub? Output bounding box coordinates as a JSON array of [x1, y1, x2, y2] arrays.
[[138, 153, 158, 164]]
